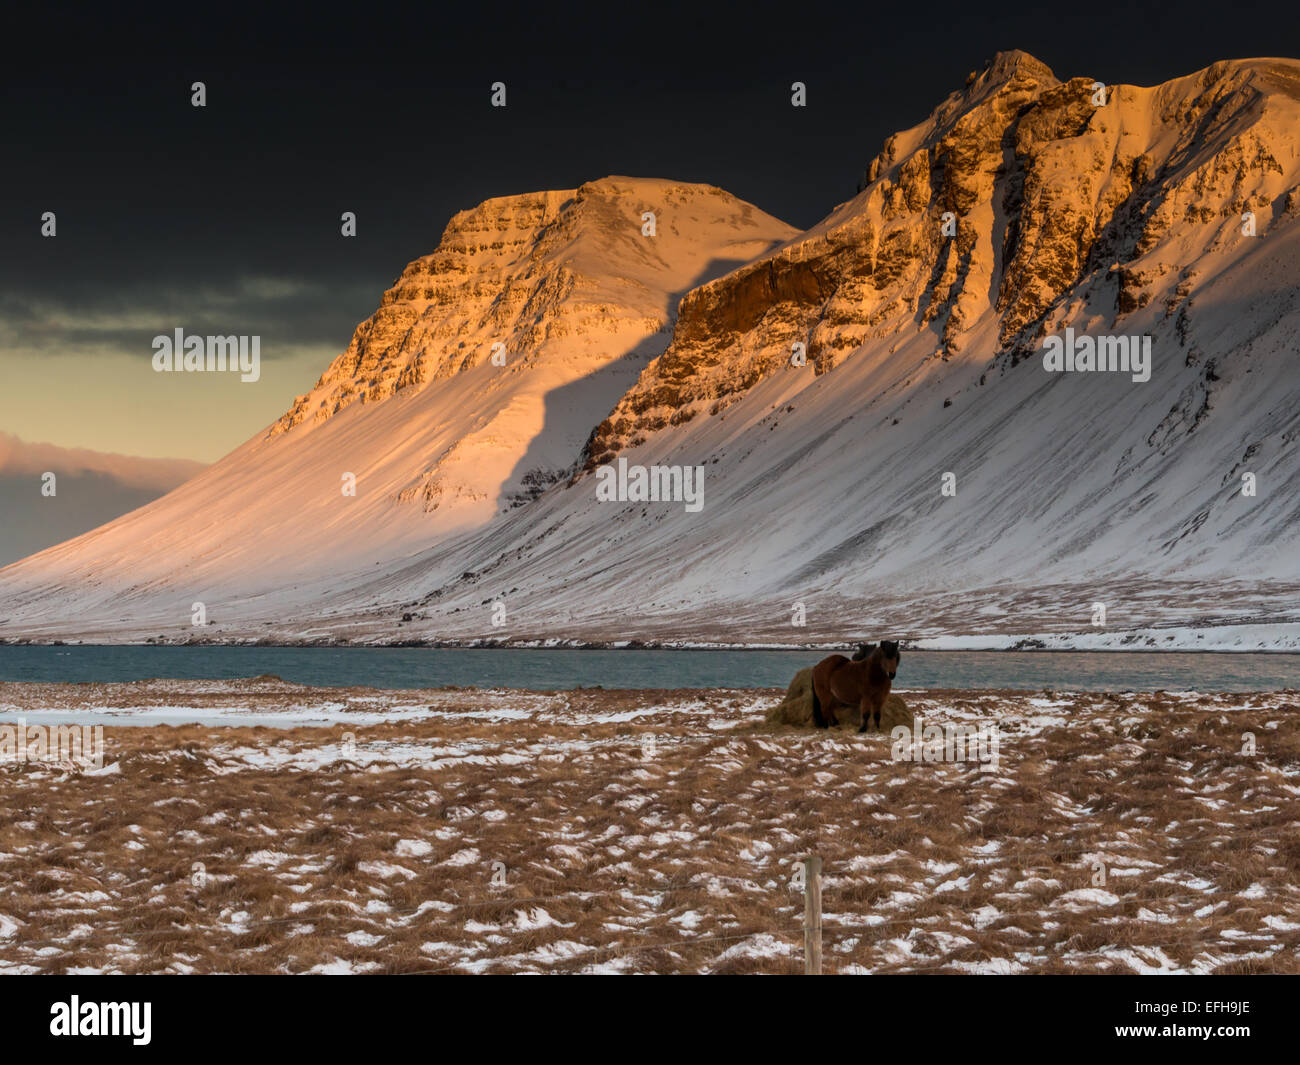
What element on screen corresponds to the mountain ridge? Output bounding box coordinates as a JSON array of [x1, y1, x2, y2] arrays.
[[3, 53, 1299, 648]]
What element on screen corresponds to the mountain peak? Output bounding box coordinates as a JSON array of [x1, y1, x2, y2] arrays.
[[270, 179, 795, 438], [974, 49, 1058, 89], [977, 48, 1050, 79]]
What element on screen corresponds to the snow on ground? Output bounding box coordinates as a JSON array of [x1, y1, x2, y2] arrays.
[[912, 623, 1300, 653], [0, 679, 1298, 973]]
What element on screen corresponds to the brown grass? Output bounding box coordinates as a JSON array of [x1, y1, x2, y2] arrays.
[[0, 680, 1297, 973]]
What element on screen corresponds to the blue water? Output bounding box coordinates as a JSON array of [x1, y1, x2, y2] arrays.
[[0, 645, 1296, 691]]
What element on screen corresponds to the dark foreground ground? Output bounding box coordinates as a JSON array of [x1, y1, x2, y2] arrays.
[[0, 679, 1297, 973]]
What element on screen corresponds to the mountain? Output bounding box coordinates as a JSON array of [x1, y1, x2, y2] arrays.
[[3, 54, 1300, 648], [0, 178, 796, 639], [0, 434, 204, 567]]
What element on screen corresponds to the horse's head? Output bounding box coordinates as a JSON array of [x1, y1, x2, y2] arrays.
[[878, 640, 900, 679]]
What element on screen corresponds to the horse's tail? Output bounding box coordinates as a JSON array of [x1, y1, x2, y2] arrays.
[[811, 685, 826, 728]]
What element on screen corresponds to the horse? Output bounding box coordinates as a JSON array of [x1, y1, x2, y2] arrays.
[[810, 641, 901, 733]]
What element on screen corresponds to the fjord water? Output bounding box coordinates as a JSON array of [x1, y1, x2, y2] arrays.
[[0, 645, 1297, 692]]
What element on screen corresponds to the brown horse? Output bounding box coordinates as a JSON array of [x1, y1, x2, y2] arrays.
[[811, 641, 901, 733]]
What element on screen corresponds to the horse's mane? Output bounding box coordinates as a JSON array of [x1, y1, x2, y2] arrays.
[[851, 642, 876, 661]]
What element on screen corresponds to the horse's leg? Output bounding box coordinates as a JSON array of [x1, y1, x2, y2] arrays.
[[810, 680, 827, 728], [857, 693, 878, 733], [816, 677, 838, 727]]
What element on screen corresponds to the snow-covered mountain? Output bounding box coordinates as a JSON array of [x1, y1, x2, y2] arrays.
[[0, 178, 797, 638], [3, 53, 1299, 648]]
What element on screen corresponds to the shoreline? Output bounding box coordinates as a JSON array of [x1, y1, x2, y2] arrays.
[[2, 640, 1300, 655], [2, 679, 1297, 728]]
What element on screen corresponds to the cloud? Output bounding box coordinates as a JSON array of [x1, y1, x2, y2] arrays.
[[0, 432, 208, 568], [0, 430, 206, 487], [0, 276, 377, 362]]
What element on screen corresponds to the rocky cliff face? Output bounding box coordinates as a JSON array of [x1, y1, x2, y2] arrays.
[[271, 190, 575, 434], [274, 178, 795, 440], [268, 177, 795, 516], [584, 53, 1300, 468]]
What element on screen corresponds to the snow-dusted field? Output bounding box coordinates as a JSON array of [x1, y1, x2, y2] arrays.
[[1, 678, 1298, 974]]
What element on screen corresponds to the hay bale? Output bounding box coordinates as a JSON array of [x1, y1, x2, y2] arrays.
[[877, 693, 913, 732], [765, 667, 912, 731], [765, 667, 818, 726]]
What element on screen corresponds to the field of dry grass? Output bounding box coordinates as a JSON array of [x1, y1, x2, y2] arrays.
[[1, 677, 1298, 973]]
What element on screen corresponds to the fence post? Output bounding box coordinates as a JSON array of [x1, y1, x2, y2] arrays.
[[803, 854, 822, 974]]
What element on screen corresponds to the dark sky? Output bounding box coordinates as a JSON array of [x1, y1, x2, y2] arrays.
[[3, 0, 1297, 458]]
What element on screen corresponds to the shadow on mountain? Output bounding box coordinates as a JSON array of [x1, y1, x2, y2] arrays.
[[495, 255, 758, 514]]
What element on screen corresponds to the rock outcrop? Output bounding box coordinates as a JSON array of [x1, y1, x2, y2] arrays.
[[584, 53, 1300, 467], [274, 179, 795, 439]]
